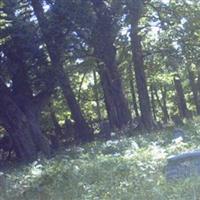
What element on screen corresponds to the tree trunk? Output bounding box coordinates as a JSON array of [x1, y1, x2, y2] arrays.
[[128, 65, 139, 117], [92, 2, 131, 130], [130, 29, 153, 129], [31, 0, 93, 143], [11, 65, 51, 157], [0, 71, 51, 161], [174, 75, 189, 118], [0, 93, 37, 161], [188, 69, 200, 115], [58, 69, 93, 142], [22, 104, 51, 157], [128, 0, 154, 130], [97, 61, 131, 130]]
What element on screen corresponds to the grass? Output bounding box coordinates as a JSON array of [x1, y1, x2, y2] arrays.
[[1, 117, 200, 200]]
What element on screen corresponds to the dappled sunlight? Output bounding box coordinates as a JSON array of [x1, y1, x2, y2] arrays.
[[1, 0, 200, 199], [1, 118, 199, 199]]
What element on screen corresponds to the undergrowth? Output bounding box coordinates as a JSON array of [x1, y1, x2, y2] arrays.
[[1, 117, 200, 200]]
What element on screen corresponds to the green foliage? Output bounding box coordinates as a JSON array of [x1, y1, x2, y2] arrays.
[[2, 118, 200, 200]]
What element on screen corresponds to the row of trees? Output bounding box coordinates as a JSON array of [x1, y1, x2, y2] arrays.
[[0, 0, 200, 161]]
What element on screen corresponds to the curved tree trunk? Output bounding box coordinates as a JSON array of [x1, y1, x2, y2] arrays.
[[58, 68, 93, 142], [0, 93, 37, 161], [31, 0, 93, 143]]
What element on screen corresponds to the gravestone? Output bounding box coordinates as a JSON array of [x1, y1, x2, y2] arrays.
[[165, 150, 200, 180], [172, 128, 185, 142]]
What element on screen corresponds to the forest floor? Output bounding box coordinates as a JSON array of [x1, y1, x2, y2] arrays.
[[1, 117, 200, 200]]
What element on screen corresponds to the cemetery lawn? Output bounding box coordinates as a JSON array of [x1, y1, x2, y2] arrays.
[[1, 117, 200, 200]]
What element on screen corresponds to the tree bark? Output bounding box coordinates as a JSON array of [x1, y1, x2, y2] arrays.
[[174, 74, 189, 118], [11, 57, 51, 158], [188, 68, 200, 115], [22, 104, 51, 157], [92, 1, 131, 129], [0, 84, 37, 161], [0, 56, 51, 161], [58, 69, 93, 142], [129, 0, 154, 129]]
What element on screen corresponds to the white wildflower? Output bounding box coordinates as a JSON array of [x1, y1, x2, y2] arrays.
[[110, 132, 116, 137]]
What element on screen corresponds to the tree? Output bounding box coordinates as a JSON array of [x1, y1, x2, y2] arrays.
[[125, 0, 154, 129], [30, 0, 94, 142], [90, 0, 131, 130], [0, 0, 51, 161]]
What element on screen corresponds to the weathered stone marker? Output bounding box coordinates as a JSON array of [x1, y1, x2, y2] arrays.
[[172, 128, 185, 141], [166, 150, 200, 180]]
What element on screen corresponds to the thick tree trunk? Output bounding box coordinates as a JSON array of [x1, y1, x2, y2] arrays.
[[11, 64, 51, 158], [174, 75, 189, 118], [22, 104, 51, 157], [97, 62, 131, 129], [0, 76, 51, 161], [128, 65, 139, 117], [0, 94, 37, 161], [188, 69, 200, 115], [31, 0, 93, 143], [92, 2, 131, 130]]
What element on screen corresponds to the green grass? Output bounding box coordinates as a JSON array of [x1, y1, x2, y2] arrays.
[[1, 117, 200, 200]]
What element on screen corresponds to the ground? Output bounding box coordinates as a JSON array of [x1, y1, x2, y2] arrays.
[[1, 117, 200, 200]]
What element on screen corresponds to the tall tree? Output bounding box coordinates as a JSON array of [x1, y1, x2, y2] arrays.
[[91, 0, 131, 130], [126, 0, 154, 129], [0, 0, 52, 161], [30, 0, 93, 142]]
